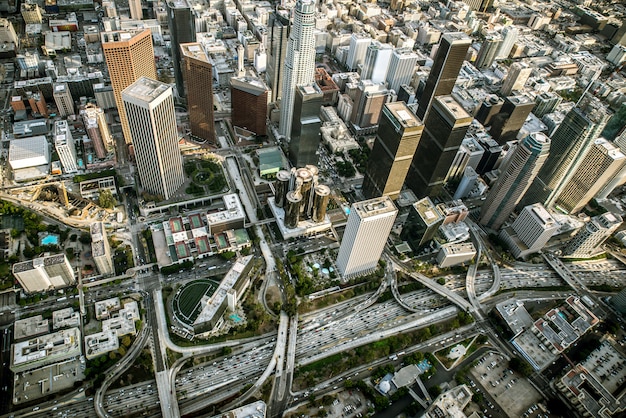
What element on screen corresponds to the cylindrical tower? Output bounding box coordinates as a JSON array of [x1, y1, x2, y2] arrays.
[[312, 184, 330, 222], [285, 191, 302, 229], [297, 168, 313, 218], [305, 164, 319, 177], [275, 169, 291, 207]]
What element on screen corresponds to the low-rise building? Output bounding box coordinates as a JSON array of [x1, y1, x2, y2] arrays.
[[95, 297, 121, 320], [10, 327, 81, 372], [436, 242, 476, 268], [12, 254, 75, 294], [14, 315, 49, 341], [84, 330, 119, 360], [52, 308, 80, 329]]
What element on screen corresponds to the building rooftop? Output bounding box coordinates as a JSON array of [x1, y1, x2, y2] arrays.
[[353, 196, 397, 219], [14, 315, 49, 341], [123, 77, 171, 103], [180, 42, 209, 62], [435, 95, 472, 121], [385, 102, 422, 128], [414, 197, 443, 226]]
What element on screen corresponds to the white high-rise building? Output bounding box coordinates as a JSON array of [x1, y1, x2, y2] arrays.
[[500, 62, 532, 96], [129, 0, 143, 20], [564, 213, 622, 258], [53, 120, 78, 174], [500, 203, 559, 259], [496, 25, 519, 59], [597, 133, 626, 200], [336, 196, 397, 278], [91, 222, 114, 276], [279, 0, 317, 139], [13, 254, 75, 294], [361, 41, 393, 84], [385, 48, 419, 94], [122, 77, 184, 200], [346, 33, 372, 72]]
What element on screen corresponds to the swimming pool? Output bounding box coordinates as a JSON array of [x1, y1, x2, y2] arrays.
[[41, 234, 60, 245], [230, 314, 243, 323]]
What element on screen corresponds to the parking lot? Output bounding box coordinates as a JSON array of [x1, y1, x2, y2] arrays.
[[469, 352, 542, 418], [580, 341, 626, 393]]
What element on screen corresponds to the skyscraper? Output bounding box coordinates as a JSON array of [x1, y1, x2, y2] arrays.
[[385, 48, 419, 94], [416, 32, 471, 120], [475, 95, 504, 126], [349, 80, 392, 131], [407, 95, 473, 198], [13, 254, 75, 294], [596, 133, 626, 200], [266, 11, 290, 103], [533, 91, 562, 118], [346, 33, 372, 72], [336, 196, 397, 278], [564, 212, 623, 258], [401, 197, 444, 250], [231, 76, 270, 136], [521, 94, 612, 208], [500, 203, 559, 259], [496, 25, 519, 59], [489, 94, 535, 145], [361, 41, 393, 84], [53, 120, 78, 174], [101, 29, 157, 144], [82, 104, 111, 159], [288, 83, 323, 167], [180, 42, 215, 144], [553, 138, 626, 214], [166, 0, 196, 98], [129, 0, 142, 20], [475, 33, 502, 69], [122, 77, 184, 200], [362, 102, 424, 200], [91, 222, 114, 276], [500, 62, 532, 96], [479, 132, 550, 229], [53, 82, 74, 116], [279, 0, 317, 139]]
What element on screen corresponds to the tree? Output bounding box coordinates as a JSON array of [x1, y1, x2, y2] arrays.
[[79, 232, 91, 245], [509, 357, 533, 377], [98, 189, 116, 209]]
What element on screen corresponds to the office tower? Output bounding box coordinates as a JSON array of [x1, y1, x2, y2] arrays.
[[446, 136, 485, 181], [401, 197, 444, 249], [475, 136, 502, 174], [453, 166, 479, 200], [53, 120, 78, 173], [362, 102, 423, 199], [129, 0, 143, 20], [462, 0, 493, 12], [479, 132, 550, 229], [602, 103, 626, 141], [500, 203, 559, 259], [279, 0, 317, 139], [416, 32, 471, 120], [82, 104, 111, 159], [91, 222, 114, 276], [475, 95, 504, 126], [180, 42, 216, 144], [346, 33, 372, 72], [94, 84, 116, 109], [496, 25, 519, 59], [21, 4, 43, 24], [0, 18, 18, 46], [500, 62, 532, 96], [13, 254, 75, 294], [553, 138, 626, 214], [361, 41, 393, 84], [475, 33, 502, 69], [101, 29, 157, 144], [312, 185, 330, 222], [288, 84, 323, 167], [521, 94, 612, 209], [596, 133, 626, 200], [166, 0, 195, 98], [349, 80, 392, 131], [564, 212, 622, 258], [266, 11, 289, 103], [489, 94, 535, 145], [53, 83, 74, 117], [407, 95, 473, 198], [336, 196, 397, 278], [385, 48, 419, 94], [231, 76, 270, 136], [607, 44, 626, 66], [533, 92, 562, 118], [122, 77, 184, 200], [397, 85, 416, 104]]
